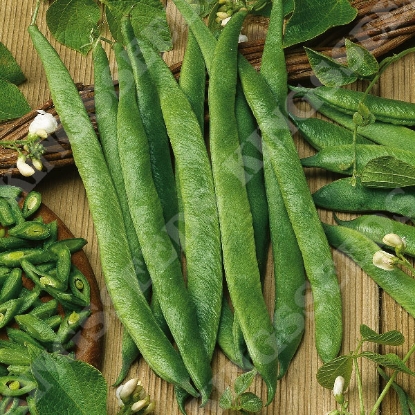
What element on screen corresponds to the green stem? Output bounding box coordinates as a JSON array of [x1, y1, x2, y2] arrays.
[[31, 0, 41, 26], [353, 356, 366, 415], [370, 343, 415, 415]]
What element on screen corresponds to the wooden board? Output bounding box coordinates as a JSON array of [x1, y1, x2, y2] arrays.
[[1, 1, 415, 414]]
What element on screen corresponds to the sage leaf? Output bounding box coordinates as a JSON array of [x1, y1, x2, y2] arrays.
[[283, 0, 357, 48], [46, 0, 101, 55], [345, 39, 379, 78], [31, 351, 107, 415], [234, 369, 256, 395], [361, 156, 415, 188], [360, 351, 415, 376], [0, 42, 26, 85], [316, 355, 353, 390], [304, 47, 357, 86], [360, 324, 405, 346], [104, 0, 172, 52], [239, 392, 263, 412], [0, 78, 31, 122]]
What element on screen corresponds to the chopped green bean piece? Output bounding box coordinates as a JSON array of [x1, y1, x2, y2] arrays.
[[21, 191, 42, 218]]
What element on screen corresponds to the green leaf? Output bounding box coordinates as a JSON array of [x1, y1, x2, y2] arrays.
[[345, 39, 379, 78], [234, 369, 257, 395], [304, 47, 357, 86], [316, 355, 353, 390], [361, 156, 415, 188], [378, 367, 412, 415], [360, 351, 415, 376], [283, 0, 357, 48], [239, 392, 263, 412], [219, 386, 233, 410], [360, 324, 405, 346], [46, 0, 101, 55], [0, 78, 31, 122], [0, 42, 26, 85], [104, 0, 172, 52], [30, 351, 107, 415]]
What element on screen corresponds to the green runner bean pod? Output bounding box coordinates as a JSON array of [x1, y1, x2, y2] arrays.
[[114, 41, 212, 402], [298, 85, 415, 126], [313, 177, 415, 220], [302, 95, 415, 153], [292, 116, 371, 150], [136, 31, 223, 369], [301, 144, 415, 175], [323, 223, 415, 317], [334, 214, 415, 258]]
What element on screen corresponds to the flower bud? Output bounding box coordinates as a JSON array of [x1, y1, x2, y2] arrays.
[[131, 399, 148, 413], [32, 158, 43, 171], [332, 376, 345, 404], [28, 110, 58, 137], [16, 155, 35, 177], [382, 233, 406, 250], [119, 378, 140, 401], [216, 11, 229, 19], [372, 250, 396, 271]]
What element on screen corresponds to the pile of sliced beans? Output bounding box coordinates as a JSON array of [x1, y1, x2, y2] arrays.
[[0, 187, 91, 410]]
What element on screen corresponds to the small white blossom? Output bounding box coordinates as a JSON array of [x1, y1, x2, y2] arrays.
[[238, 34, 248, 43], [28, 110, 58, 137], [383, 233, 406, 250], [119, 378, 140, 401], [221, 16, 231, 26], [131, 399, 148, 413], [16, 155, 35, 177], [32, 158, 43, 171], [373, 250, 397, 271], [332, 376, 345, 398]]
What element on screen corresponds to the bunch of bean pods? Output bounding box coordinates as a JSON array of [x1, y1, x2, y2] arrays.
[[26, 0, 415, 412], [0, 186, 92, 410]]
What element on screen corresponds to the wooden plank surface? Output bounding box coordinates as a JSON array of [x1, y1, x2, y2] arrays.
[[1, 1, 415, 414]]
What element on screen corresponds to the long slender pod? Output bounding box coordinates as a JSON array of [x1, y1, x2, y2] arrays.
[[209, 9, 279, 402], [298, 86, 415, 126], [134, 39, 223, 383], [238, 54, 342, 363], [260, 0, 306, 377], [27, 22, 196, 395], [175, 23, 208, 414], [335, 214, 415, 258], [92, 40, 142, 386], [323, 223, 415, 318], [113, 42, 212, 403], [301, 144, 415, 176], [121, 18, 180, 254], [300, 92, 415, 153], [313, 177, 415, 221], [179, 30, 206, 132]]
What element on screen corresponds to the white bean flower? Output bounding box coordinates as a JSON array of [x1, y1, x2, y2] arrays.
[[28, 110, 58, 137]]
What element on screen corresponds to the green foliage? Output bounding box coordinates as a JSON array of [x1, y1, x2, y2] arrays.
[[317, 325, 415, 415], [305, 39, 378, 87], [0, 78, 31, 122], [46, 0, 101, 55], [0, 41, 26, 85], [30, 351, 107, 415], [283, 0, 357, 48], [103, 0, 172, 51], [219, 369, 263, 414], [361, 156, 415, 189]]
